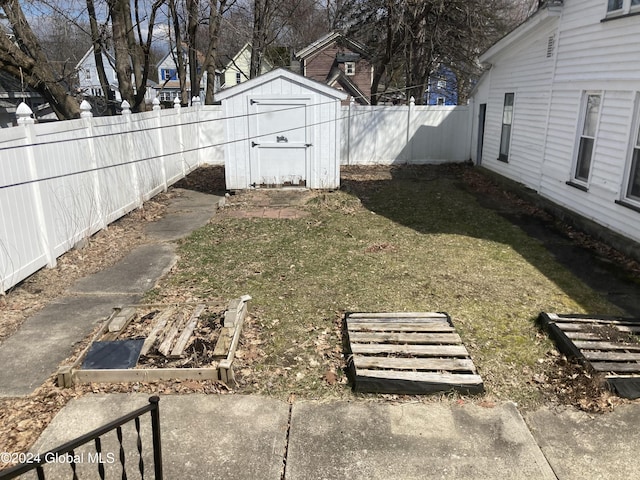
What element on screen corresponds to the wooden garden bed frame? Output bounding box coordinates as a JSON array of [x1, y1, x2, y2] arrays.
[[57, 296, 250, 387]]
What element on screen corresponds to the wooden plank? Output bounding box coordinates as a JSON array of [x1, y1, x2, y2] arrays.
[[573, 340, 640, 351], [140, 307, 176, 356], [357, 369, 483, 385], [564, 331, 635, 341], [158, 311, 188, 357], [108, 307, 137, 333], [557, 323, 640, 334], [590, 362, 640, 373], [350, 344, 469, 356], [349, 332, 461, 345], [348, 312, 448, 319], [212, 327, 233, 356], [347, 322, 455, 333], [354, 369, 484, 395], [170, 304, 206, 358], [551, 316, 640, 326], [73, 366, 219, 384], [583, 351, 640, 362], [352, 355, 475, 372]]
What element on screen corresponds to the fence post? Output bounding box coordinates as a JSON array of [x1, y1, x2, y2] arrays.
[[192, 96, 202, 168], [347, 96, 354, 166], [122, 100, 142, 208], [152, 99, 168, 192], [17, 102, 57, 268], [80, 100, 107, 235], [406, 96, 415, 163], [174, 97, 186, 178]]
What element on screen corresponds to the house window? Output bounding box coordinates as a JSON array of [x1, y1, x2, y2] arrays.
[[498, 93, 514, 162], [163, 70, 171, 80], [574, 93, 601, 183], [85, 70, 91, 80], [626, 119, 640, 200], [235, 72, 242, 84], [437, 79, 447, 89], [606, 0, 640, 14], [345, 62, 356, 76], [437, 97, 445, 106]]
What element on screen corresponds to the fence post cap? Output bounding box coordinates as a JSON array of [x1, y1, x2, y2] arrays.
[[121, 100, 132, 115], [16, 101, 35, 124], [80, 100, 93, 118], [148, 396, 160, 404], [409, 96, 415, 106], [173, 97, 181, 109], [152, 97, 161, 111]]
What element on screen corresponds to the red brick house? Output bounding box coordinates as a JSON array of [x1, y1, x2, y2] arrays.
[[294, 32, 373, 105]]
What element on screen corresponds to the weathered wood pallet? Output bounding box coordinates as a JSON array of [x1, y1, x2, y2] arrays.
[[538, 312, 640, 399], [346, 312, 484, 395]]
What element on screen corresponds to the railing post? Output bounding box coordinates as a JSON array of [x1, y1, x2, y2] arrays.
[[17, 102, 57, 268], [149, 396, 163, 480]]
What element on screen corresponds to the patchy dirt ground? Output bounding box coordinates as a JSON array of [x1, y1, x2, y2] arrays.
[[2, 163, 640, 469]]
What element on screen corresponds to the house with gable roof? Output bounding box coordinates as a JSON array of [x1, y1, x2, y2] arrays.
[[294, 32, 373, 105], [470, 0, 640, 246]]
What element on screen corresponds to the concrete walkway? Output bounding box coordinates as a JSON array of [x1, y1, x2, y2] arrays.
[[26, 394, 640, 479], [0, 188, 221, 397]]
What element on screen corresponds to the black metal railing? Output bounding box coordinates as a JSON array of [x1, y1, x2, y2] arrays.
[[0, 396, 163, 480]]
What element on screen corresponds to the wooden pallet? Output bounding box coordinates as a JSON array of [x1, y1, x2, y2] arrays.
[[538, 312, 640, 399], [346, 312, 483, 395]]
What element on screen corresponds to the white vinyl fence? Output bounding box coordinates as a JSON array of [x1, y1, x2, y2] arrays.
[[0, 103, 223, 293], [0, 97, 471, 293], [342, 100, 471, 165]]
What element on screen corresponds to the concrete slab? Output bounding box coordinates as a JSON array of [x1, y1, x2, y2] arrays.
[[286, 401, 556, 480], [526, 404, 640, 479], [145, 189, 221, 242], [31, 394, 289, 480], [0, 295, 138, 397], [70, 244, 176, 295]]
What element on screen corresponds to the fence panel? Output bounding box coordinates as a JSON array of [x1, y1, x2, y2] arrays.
[[342, 104, 471, 165], [0, 105, 213, 293]]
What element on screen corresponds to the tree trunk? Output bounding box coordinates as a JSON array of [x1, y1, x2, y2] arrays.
[[0, 0, 79, 119], [204, 0, 227, 104], [86, 0, 115, 114]]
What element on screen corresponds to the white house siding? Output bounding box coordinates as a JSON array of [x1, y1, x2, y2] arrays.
[[537, 0, 640, 243], [477, 16, 559, 189], [474, 0, 640, 245]]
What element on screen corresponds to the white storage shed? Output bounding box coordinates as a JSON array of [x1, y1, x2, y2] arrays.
[[215, 68, 347, 190]]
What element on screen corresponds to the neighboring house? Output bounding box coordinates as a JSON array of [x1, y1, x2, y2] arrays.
[[156, 47, 208, 102], [0, 71, 55, 127], [470, 0, 640, 245], [76, 48, 121, 102], [220, 43, 273, 89], [425, 65, 458, 106], [294, 32, 373, 105], [76, 47, 157, 106]]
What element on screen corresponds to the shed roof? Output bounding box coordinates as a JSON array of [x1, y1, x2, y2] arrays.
[[214, 67, 348, 102]]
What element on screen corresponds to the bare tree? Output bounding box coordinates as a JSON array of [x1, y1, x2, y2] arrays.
[[347, 0, 523, 105], [0, 0, 80, 119]]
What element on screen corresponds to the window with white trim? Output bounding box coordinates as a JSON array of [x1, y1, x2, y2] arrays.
[[498, 93, 514, 162], [606, 0, 640, 15], [345, 62, 355, 76], [574, 93, 601, 183], [626, 116, 640, 201], [235, 72, 242, 84]]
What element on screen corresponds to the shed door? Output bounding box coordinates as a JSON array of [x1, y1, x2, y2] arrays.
[[249, 98, 310, 187]]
